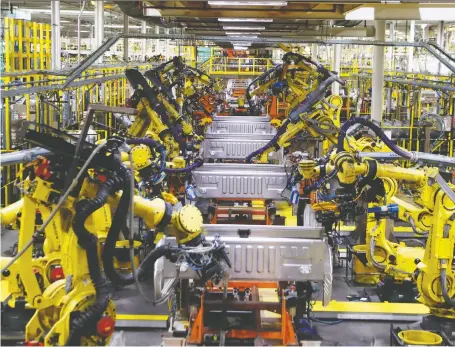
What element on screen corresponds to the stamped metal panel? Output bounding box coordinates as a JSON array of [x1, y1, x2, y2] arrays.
[[193, 163, 287, 199], [207, 119, 276, 135], [202, 224, 324, 239], [202, 135, 282, 160], [155, 236, 332, 305], [213, 115, 270, 123]]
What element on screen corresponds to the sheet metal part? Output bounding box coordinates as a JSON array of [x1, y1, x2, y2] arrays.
[[202, 224, 324, 239], [193, 163, 287, 199], [202, 134, 283, 161], [212, 115, 271, 123], [154, 235, 333, 305], [207, 116, 276, 135]]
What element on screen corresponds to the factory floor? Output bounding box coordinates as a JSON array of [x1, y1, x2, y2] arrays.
[[1, 228, 411, 346]]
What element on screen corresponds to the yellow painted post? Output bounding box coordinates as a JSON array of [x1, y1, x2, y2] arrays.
[[18, 19, 24, 71], [33, 22, 38, 69], [39, 23, 45, 69], [4, 18, 11, 72], [415, 89, 422, 152]]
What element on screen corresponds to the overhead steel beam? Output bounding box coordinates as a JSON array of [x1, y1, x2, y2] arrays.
[[186, 27, 376, 37], [154, 8, 346, 20], [59, 34, 455, 89], [142, 3, 455, 20]]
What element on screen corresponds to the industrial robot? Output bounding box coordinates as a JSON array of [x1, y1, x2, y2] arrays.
[[245, 52, 345, 163], [297, 117, 455, 341], [0, 121, 230, 346]]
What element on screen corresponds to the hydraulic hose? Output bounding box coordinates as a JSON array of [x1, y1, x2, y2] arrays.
[[101, 162, 135, 286], [409, 216, 429, 236], [440, 266, 455, 307], [337, 117, 412, 160], [69, 169, 125, 345], [1, 142, 107, 275], [164, 159, 203, 173], [288, 75, 344, 123], [245, 119, 290, 163], [303, 169, 338, 194]]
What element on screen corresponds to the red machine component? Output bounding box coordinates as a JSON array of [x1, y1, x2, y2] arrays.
[[97, 316, 116, 338], [49, 265, 65, 283]]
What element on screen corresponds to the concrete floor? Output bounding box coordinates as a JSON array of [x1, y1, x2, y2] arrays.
[[1, 228, 415, 346]]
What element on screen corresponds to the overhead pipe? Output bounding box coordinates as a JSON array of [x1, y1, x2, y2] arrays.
[[1, 148, 53, 166], [356, 151, 455, 168]]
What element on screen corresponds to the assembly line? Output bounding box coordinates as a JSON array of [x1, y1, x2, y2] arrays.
[[1, 1, 455, 346]]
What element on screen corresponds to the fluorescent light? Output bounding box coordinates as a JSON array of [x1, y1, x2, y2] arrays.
[[419, 8, 455, 20], [144, 8, 162, 17], [230, 42, 252, 46], [233, 46, 249, 50], [346, 6, 455, 20], [223, 26, 265, 30], [228, 35, 259, 39], [218, 18, 273, 22], [209, 1, 287, 6], [226, 32, 261, 35], [345, 7, 374, 20]]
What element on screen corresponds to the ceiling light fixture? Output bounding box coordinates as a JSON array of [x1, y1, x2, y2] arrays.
[[345, 6, 455, 20], [226, 32, 261, 35], [209, 1, 287, 6], [223, 26, 266, 30], [230, 41, 252, 45], [218, 18, 273, 22], [144, 8, 162, 17], [227, 35, 259, 39], [233, 46, 249, 50]]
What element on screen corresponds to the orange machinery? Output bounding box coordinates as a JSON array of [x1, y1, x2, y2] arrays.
[[187, 281, 298, 346]]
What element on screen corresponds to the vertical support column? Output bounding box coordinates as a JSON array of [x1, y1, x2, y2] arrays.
[[407, 20, 415, 72], [51, 0, 61, 70], [95, 1, 104, 49], [165, 28, 170, 60], [371, 20, 386, 124], [123, 14, 129, 62], [388, 21, 395, 71], [437, 21, 444, 75], [332, 44, 341, 95], [311, 43, 318, 60], [77, 1, 85, 63], [141, 21, 147, 61], [155, 26, 160, 55]]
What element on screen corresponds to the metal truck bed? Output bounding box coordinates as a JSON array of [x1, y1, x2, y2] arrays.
[[202, 134, 282, 161], [154, 235, 332, 306], [193, 163, 287, 199]]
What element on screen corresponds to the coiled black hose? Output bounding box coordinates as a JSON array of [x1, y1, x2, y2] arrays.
[[288, 75, 343, 123], [337, 117, 412, 160], [68, 175, 124, 345], [245, 119, 290, 163], [440, 267, 455, 307]]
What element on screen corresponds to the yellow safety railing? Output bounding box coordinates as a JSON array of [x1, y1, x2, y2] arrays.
[[206, 57, 274, 76], [1, 63, 156, 206]]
